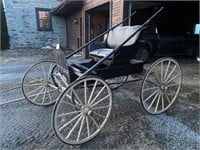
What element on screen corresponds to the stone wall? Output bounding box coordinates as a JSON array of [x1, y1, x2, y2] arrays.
[[3, 0, 66, 49]]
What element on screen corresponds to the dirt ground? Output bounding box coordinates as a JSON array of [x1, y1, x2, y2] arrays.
[[0, 53, 199, 150]]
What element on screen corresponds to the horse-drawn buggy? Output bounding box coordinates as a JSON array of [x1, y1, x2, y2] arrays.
[[22, 7, 182, 145]]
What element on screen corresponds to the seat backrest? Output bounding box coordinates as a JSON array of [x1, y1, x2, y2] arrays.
[[106, 25, 142, 48]]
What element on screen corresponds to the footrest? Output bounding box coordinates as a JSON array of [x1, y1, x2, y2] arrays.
[[70, 64, 83, 77], [72, 63, 89, 71]]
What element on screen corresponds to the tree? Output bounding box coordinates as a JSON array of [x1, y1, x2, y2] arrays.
[[1, 0, 9, 50]]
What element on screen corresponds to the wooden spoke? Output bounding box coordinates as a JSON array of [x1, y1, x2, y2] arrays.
[[89, 115, 100, 128], [143, 86, 159, 92], [144, 89, 159, 103], [165, 65, 177, 82], [88, 80, 98, 105], [59, 114, 81, 131], [89, 85, 106, 105], [57, 110, 82, 118], [91, 94, 111, 107], [65, 115, 83, 140], [148, 92, 160, 110], [164, 60, 171, 80], [93, 111, 106, 118], [77, 116, 85, 142]]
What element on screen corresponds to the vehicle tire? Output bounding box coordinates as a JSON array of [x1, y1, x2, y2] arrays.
[[133, 44, 150, 62]]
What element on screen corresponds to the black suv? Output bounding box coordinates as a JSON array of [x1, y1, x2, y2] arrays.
[[134, 23, 199, 62], [132, 4, 199, 62]]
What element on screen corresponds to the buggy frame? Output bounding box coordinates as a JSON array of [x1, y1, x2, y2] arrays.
[[22, 7, 182, 145]]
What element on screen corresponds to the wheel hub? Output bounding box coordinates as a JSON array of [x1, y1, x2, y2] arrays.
[[42, 80, 51, 87], [160, 83, 168, 91], [82, 106, 92, 116]]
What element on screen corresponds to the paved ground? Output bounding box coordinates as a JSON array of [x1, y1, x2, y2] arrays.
[[0, 49, 199, 150]]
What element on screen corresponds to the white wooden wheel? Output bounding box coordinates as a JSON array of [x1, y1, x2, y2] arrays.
[[106, 76, 128, 89], [141, 57, 182, 114], [22, 61, 60, 106], [53, 76, 112, 145]]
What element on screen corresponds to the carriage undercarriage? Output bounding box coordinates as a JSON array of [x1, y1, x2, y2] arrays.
[[22, 7, 182, 145]]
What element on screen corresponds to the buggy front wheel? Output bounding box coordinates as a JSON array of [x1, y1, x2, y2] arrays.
[[22, 61, 60, 106], [53, 76, 112, 145], [141, 57, 182, 114]]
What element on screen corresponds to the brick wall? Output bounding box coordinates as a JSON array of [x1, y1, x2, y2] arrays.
[[3, 0, 67, 49], [83, 0, 124, 25], [111, 0, 124, 26], [84, 0, 110, 10]]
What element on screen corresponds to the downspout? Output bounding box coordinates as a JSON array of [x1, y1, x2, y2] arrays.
[[128, 0, 132, 26]]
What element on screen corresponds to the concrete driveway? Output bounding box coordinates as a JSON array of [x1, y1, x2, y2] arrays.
[[0, 51, 199, 150]]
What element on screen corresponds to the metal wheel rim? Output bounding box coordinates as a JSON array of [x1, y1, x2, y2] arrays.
[[53, 76, 112, 145], [22, 61, 60, 106], [141, 57, 182, 114], [106, 76, 128, 90]]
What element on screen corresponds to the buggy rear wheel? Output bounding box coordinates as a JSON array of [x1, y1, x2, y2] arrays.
[[53, 76, 112, 145], [106, 76, 128, 90], [22, 61, 60, 106], [141, 57, 182, 114]]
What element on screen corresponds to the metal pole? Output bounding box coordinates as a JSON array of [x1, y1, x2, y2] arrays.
[[128, 0, 132, 26]]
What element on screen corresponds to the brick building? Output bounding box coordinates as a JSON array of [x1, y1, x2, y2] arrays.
[[53, 0, 126, 52], [3, 0, 67, 49], [53, 0, 199, 58], [3, 0, 199, 57]]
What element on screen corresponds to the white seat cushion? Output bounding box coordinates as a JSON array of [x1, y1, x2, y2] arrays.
[[90, 48, 114, 58], [89, 25, 142, 59], [107, 25, 142, 48]]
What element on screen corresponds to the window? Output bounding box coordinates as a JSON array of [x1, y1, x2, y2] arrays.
[[35, 8, 52, 31]]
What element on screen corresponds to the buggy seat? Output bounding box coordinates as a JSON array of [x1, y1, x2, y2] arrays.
[[89, 25, 142, 63]]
